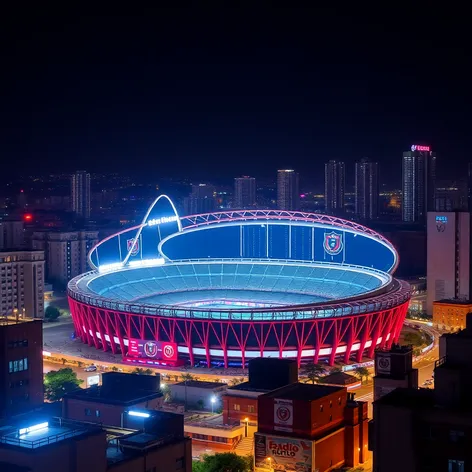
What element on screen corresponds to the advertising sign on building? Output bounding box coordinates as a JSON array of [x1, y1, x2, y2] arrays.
[[254, 433, 313, 472], [274, 398, 293, 432], [376, 353, 391, 374], [128, 339, 178, 362]]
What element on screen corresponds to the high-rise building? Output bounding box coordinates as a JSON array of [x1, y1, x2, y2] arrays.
[[71, 170, 91, 219], [402, 145, 436, 223], [0, 318, 43, 417], [183, 183, 216, 215], [32, 230, 98, 287], [277, 169, 299, 211], [426, 211, 471, 315], [234, 176, 256, 209], [0, 250, 45, 319], [371, 315, 472, 472], [435, 179, 468, 212], [355, 158, 379, 219], [325, 160, 345, 215], [0, 220, 25, 250]]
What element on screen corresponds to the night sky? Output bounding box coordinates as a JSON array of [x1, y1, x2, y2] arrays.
[[1, 6, 470, 185]]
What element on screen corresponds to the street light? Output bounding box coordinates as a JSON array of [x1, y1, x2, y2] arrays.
[[244, 417, 249, 437], [210, 395, 217, 413]]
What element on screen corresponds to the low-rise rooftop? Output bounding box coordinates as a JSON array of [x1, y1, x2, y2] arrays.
[[173, 380, 226, 389], [0, 418, 101, 450], [227, 381, 271, 394], [435, 299, 472, 305], [262, 383, 344, 401], [65, 385, 162, 406]]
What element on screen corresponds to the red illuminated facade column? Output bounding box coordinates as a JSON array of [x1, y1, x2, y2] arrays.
[[68, 298, 410, 367]]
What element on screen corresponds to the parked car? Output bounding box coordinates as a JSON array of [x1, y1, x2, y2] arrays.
[[84, 365, 97, 372]]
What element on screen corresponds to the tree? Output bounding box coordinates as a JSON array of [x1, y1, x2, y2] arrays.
[[302, 363, 325, 384], [230, 378, 243, 386], [44, 305, 61, 322], [331, 367, 343, 373], [196, 399, 205, 410], [132, 367, 153, 375], [110, 366, 119, 372], [181, 373, 195, 382], [44, 368, 83, 401], [192, 453, 253, 472], [353, 366, 370, 384]]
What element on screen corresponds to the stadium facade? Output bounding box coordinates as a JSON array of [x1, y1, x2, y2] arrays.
[[68, 195, 410, 367]]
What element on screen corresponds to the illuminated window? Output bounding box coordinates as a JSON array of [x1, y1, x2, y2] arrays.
[[233, 404, 240, 411], [248, 405, 255, 413]]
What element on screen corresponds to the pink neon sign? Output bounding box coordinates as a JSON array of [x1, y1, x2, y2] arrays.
[[411, 145, 430, 152]]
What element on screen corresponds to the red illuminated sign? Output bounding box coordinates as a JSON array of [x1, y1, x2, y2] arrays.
[[128, 339, 178, 362], [23, 214, 33, 222], [411, 145, 430, 152]]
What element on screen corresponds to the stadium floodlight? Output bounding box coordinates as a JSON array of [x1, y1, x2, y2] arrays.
[[128, 411, 151, 418], [128, 258, 165, 268], [98, 262, 124, 273], [19, 422, 49, 435]]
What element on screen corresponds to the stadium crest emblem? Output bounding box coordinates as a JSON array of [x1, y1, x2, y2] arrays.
[[127, 238, 140, 256], [324, 231, 343, 256]]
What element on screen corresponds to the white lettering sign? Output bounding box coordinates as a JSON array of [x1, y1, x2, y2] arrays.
[[147, 216, 179, 227]]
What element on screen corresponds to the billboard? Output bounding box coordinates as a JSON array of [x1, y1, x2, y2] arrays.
[[254, 433, 313, 472], [128, 339, 178, 362], [274, 398, 293, 433]]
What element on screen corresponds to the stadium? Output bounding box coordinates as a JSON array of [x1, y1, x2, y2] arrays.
[[68, 195, 411, 368]]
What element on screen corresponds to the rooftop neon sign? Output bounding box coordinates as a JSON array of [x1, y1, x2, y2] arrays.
[[411, 145, 430, 152]]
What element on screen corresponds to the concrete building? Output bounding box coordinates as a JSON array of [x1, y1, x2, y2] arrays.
[[426, 211, 471, 315], [255, 383, 368, 472], [0, 251, 45, 319], [223, 358, 298, 436], [0, 318, 43, 418], [325, 160, 345, 215], [355, 158, 379, 220], [0, 220, 25, 250], [0, 415, 191, 472], [63, 372, 163, 426], [277, 169, 299, 211], [373, 344, 418, 401], [371, 315, 472, 472], [402, 144, 436, 223], [183, 184, 216, 215], [71, 170, 91, 219], [169, 380, 226, 410], [32, 230, 98, 287], [433, 299, 472, 331], [234, 176, 256, 209], [435, 179, 467, 212]]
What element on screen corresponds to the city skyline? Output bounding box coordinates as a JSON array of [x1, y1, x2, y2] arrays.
[[0, 7, 469, 183]]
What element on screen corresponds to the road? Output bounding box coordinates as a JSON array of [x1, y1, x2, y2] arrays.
[[43, 318, 441, 416]]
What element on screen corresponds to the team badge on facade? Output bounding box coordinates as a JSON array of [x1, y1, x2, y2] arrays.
[[127, 238, 140, 256], [323, 231, 343, 256]]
